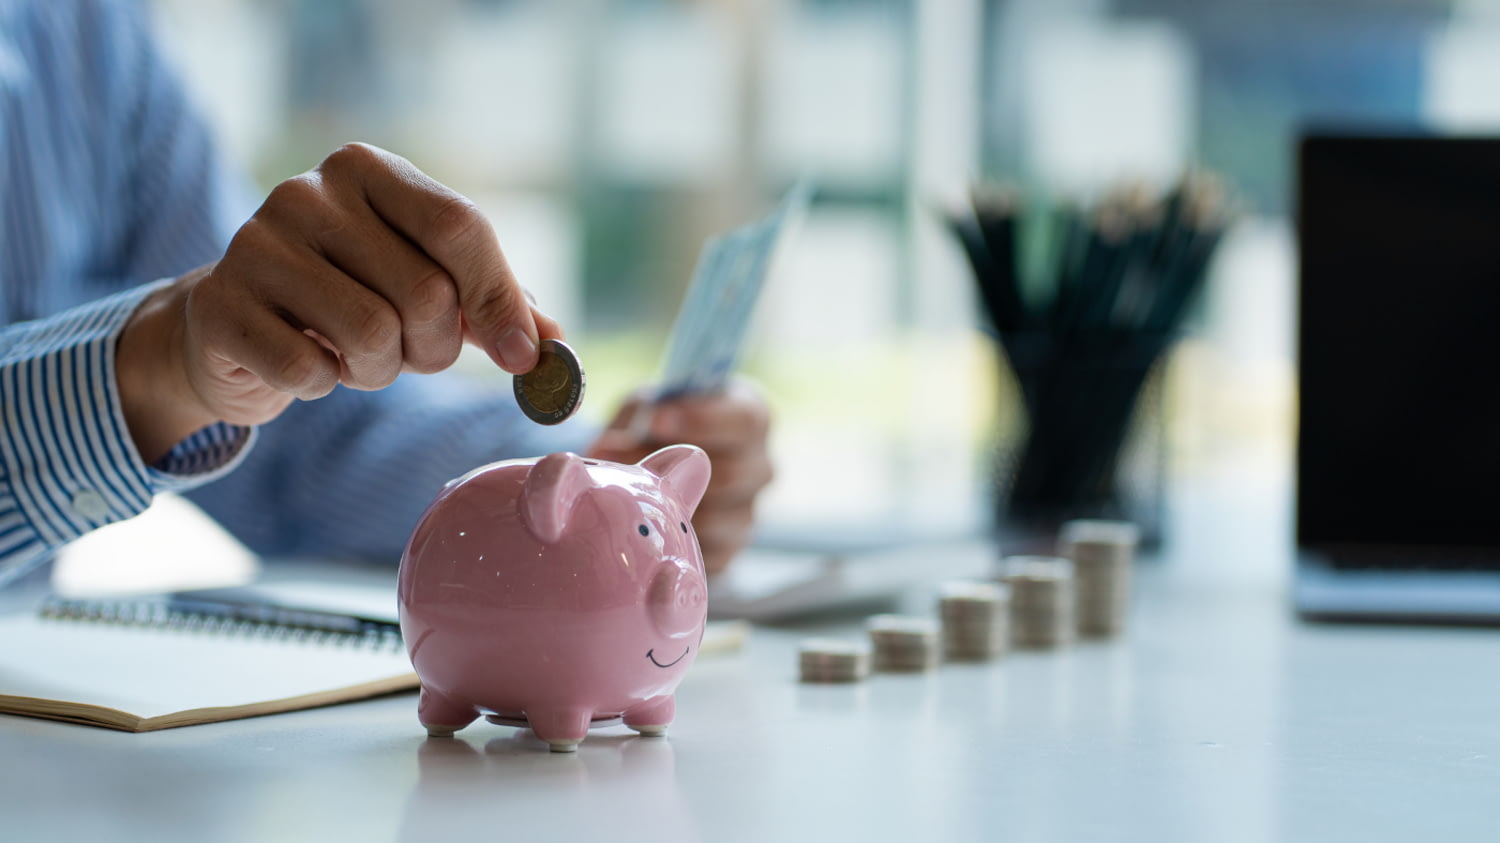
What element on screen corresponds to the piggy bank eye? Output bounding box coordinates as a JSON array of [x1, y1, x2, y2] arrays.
[[680, 522, 688, 533], [638, 524, 650, 537]]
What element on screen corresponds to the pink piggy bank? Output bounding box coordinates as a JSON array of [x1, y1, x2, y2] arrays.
[[397, 445, 711, 752]]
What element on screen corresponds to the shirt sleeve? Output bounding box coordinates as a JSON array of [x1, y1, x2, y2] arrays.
[[0, 283, 255, 586]]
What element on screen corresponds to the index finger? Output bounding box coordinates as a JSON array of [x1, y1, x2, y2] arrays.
[[322, 143, 545, 374]]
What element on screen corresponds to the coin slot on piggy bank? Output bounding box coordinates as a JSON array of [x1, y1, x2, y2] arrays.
[[397, 445, 711, 752]]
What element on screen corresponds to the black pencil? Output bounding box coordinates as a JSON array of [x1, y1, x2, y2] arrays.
[[946, 203, 1016, 334], [970, 185, 1027, 334]]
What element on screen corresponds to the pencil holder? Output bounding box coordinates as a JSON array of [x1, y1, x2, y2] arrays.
[[944, 174, 1230, 553], [989, 332, 1167, 552]]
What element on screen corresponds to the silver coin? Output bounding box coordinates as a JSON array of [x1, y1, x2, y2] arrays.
[[514, 338, 586, 425]]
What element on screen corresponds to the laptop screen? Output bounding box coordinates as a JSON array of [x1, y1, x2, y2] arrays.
[[1297, 133, 1500, 567]]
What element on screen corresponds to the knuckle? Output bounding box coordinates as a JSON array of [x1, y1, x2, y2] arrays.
[[322, 141, 382, 177], [225, 218, 285, 262], [265, 174, 323, 212], [228, 216, 270, 249], [348, 299, 401, 353], [466, 286, 528, 333], [427, 195, 490, 255], [405, 268, 459, 325], [270, 348, 334, 396]]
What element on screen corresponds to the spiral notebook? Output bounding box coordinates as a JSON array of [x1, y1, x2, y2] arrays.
[[0, 594, 419, 732], [0, 590, 751, 733], [0, 494, 750, 733]]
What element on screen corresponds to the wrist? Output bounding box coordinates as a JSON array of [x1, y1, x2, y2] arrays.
[[116, 272, 219, 464]]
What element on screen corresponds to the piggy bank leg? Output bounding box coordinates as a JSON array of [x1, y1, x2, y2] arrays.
[[624, 695, 674, 737], [526, 707, 593, 753], [418, 687, 479, 737]]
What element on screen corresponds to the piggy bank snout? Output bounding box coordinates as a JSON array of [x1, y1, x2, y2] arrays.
[[647, 559, 707, 639]]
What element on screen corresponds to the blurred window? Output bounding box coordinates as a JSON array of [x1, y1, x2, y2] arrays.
[[143, 0, 1476, 546]]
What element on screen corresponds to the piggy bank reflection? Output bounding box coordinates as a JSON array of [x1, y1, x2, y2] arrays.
[[397, 445, 711, 752]]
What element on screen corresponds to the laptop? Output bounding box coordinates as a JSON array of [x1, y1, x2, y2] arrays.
[[1295, 131, 1500, 623]]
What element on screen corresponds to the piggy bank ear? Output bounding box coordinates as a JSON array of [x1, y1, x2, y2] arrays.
[[640, 444, 711, 516], [521, 452, 595, 544]]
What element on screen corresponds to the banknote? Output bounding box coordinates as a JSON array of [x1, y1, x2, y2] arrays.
[[655, 180, 813, 398]]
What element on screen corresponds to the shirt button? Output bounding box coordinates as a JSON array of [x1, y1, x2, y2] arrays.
[[71, 489, 109, 523]]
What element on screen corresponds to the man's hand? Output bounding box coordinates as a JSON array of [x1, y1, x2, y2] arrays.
[[588, 379, 774, 576], [117, 143, 562, 462]]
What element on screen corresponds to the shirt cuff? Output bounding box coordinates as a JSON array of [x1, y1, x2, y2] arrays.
[[144, 422, 256, 492], [0, 281, 256, 553]]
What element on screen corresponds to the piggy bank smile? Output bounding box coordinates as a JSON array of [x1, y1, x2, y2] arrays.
[[646, 647, 689, 669]]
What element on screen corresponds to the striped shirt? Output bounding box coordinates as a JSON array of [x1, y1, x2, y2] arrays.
[[0, 0, 581, 585]]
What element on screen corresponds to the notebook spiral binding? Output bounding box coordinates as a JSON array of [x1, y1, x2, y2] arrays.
[[38, 597, 405, 654]]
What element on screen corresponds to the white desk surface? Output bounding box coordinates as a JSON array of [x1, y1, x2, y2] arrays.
[[3, 519, 1499, 842]]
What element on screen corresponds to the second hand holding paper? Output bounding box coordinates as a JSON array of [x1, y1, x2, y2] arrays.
[[631, 182, 813, 437]]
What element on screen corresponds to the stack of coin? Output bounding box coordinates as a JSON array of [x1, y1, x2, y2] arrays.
[[865, 614, 941, 672], [1059, 519, 1138, 637], [798, 638, 872, 683], [1000, 556, 1076, 649], [937, 580, 1011, 662]]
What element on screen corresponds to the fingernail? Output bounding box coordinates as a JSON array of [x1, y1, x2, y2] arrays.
[[498, 327, 538, 373]]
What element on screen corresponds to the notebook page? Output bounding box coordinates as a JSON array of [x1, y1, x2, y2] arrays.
[[0, 610, 415, 723]]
